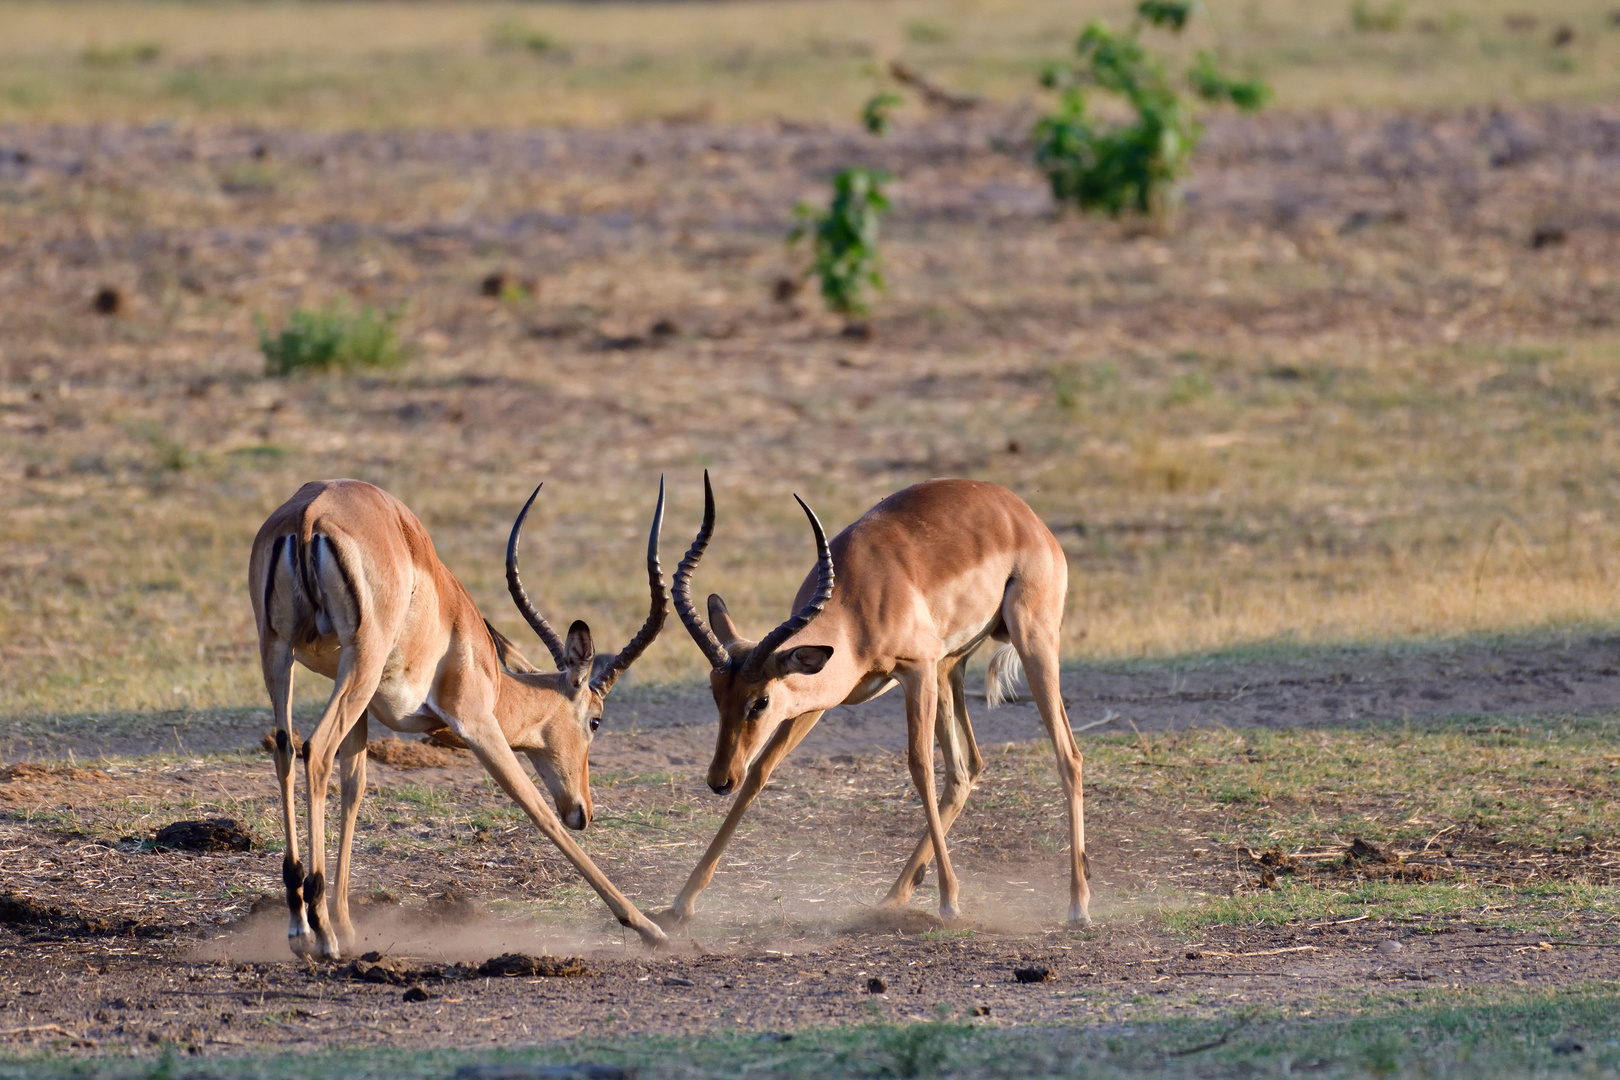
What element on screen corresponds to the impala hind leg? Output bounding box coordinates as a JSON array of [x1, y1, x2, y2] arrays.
[[301, 644, 390, 960], [330, 713, 368, 954], [654, 710, 825, 929], [1003, 584, 1090, 926], [881, 659, 981, 909], [260, 638, 310, 949]]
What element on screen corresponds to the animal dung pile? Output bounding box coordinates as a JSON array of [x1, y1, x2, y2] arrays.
[[152, 818, 253, 853], [337, 952, 597, 985], [477, 952, 597, 978]]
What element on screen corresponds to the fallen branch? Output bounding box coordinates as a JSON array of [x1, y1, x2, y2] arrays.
[[1196, 945, 1320, 959], [0, 1024, 75, 1039], [888, 60, 982, 112]]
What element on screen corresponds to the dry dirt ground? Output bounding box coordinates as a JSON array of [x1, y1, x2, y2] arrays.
[[1, 636, 1618, 1056]]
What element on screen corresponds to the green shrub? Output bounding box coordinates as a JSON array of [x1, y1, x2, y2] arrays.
[[861, 91, 901, 136], [789, 167, 891, 319], [258, 303, 403, 377], [1032, 5, 1269, 222], [489, 18, 559, 55]]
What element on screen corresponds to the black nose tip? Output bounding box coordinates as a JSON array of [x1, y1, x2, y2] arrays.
[[709, 779, 735, 795]]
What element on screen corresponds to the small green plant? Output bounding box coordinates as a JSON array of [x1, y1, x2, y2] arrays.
[[1188, 49, 1272, 110], [905, 19, 952, 44], [1033, 4, 1269, 221], [257, 302, 404, 377], [789, 167, 891, 320], [862, 91, 902, 135], [82, 41, 163, 67], [1350, 0, 1404, 32], [489, 18, 560, 55]]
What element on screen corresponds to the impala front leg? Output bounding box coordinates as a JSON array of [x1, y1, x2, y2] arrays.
[[654, 709, 824, 929], [898, 664, 960, 921], [457, 712, 669, 949]]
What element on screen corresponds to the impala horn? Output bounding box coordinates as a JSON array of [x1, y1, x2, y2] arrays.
[[506, 483, 569, 669], [673, 471, 731, 670], [738, 493, 834, 682], [590, 476, 669, 697]]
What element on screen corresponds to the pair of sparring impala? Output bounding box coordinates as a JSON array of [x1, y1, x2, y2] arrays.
[[251, 474, 1090, 956]]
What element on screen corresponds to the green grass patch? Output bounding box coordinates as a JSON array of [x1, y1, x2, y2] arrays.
[[258, 303, 404, 377], [4, 986, 1618, 1078]]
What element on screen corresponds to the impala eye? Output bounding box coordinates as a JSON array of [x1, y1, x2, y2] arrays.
[[590, 716, 601, 732], [748, 696, 769, 717]]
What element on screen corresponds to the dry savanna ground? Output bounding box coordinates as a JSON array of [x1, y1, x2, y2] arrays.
[[3, 0, 1620, 1072], [3, 102, 1620, 714]]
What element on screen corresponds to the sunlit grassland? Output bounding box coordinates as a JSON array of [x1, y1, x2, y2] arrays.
[[1, 0, 1619, 128]]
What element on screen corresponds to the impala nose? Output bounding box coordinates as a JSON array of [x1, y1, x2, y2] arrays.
[[564, 806, 587, 830], [709, 778, 736, 796]]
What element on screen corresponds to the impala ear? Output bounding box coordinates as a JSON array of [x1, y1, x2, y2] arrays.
[[708, 593, 743, 646], [564, 620, 594, 687], [775, 645, 833, 677]]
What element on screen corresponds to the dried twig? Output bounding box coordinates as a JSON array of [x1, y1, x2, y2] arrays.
[[888, 61, 982, 112]]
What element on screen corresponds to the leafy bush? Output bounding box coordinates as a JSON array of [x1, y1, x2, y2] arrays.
[[258, 303, 403, 377], [861, 92, 901, 136], [1033, 5, 1269, 221], [789, 167, 891, 318]]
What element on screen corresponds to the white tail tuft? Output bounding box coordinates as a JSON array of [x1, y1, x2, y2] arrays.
[[985, 643, 1023, 708]]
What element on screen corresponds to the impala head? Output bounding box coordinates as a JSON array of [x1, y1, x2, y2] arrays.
[[672, 472, 835, 795], [497, 479, 668, 829]]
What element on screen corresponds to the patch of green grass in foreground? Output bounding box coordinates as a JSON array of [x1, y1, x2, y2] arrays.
[[5, 987, 1619, 1078]]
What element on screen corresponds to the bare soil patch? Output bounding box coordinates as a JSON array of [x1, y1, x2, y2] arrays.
[[0, 655, 1616, 1053]]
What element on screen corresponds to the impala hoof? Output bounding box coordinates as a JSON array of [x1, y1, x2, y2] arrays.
[[939, 901, 961, 922], [647, 907, 690, 932], [1068, 904, 1093, 929]]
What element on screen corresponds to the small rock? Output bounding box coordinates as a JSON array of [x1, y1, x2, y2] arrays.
[[971, 1005, 991, 1017], [772, 275, 801, 303], [481, 272, 508, 297], [92, 286, 122, 315], [1531, 226, 1567, 249], [1013, 965, 1053, 984], [402, 985, 432, 1003], [1377, 939, 1403, 955], [1186, 951, 1205, 960], [1345, 837, 1389, 864], [866, 977, 887, 993], [1552, 1034, 1586, 1055]]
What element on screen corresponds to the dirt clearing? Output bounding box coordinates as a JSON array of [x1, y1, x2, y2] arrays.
[[1, 636, 1617, 1054]]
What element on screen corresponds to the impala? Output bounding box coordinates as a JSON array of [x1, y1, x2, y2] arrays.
[[653, 475, 1090, 930], [249, 478, 670, 957]]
